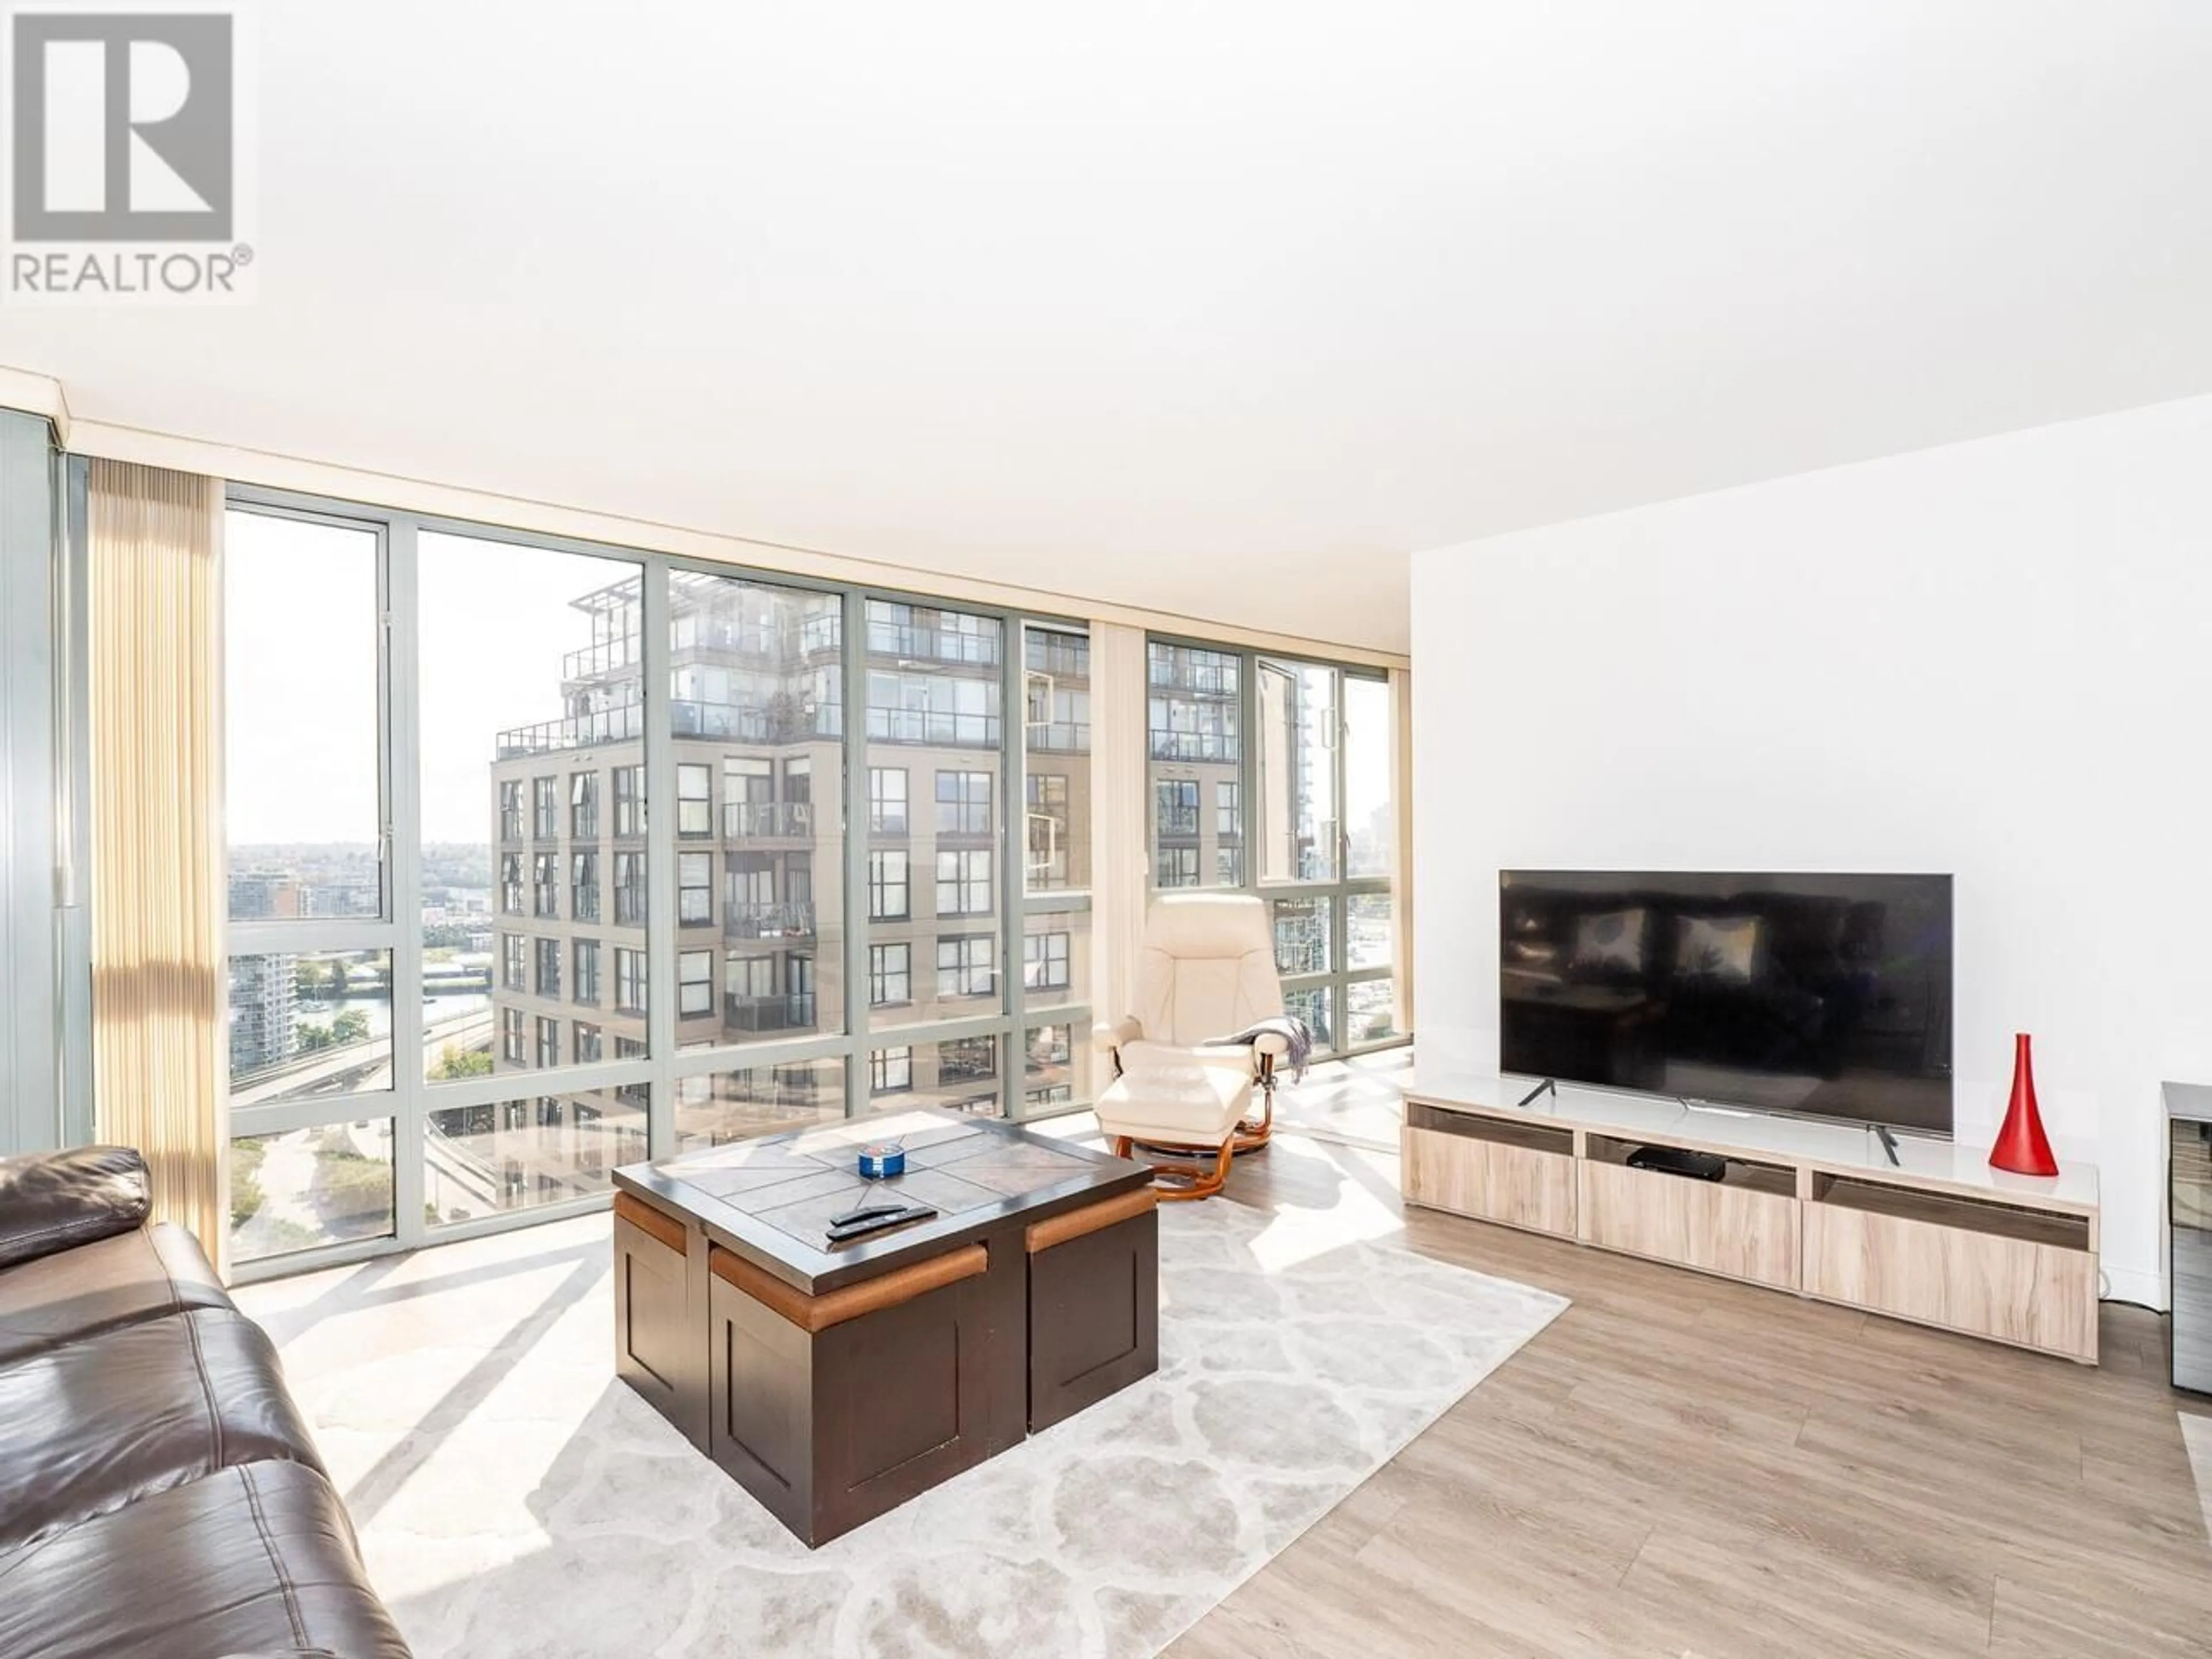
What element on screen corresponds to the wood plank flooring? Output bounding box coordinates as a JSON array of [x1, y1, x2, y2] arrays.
[[1160, 1128, 2212, 1659]]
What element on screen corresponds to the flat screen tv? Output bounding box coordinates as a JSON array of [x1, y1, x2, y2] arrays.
[[1499, 870, 1954, 1135]]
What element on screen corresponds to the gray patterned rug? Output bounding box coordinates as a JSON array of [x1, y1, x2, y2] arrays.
[[241, 1185, 1566, 1658]]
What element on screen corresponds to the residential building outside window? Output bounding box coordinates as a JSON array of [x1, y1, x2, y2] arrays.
[[535, 936, 560, 997], [501, 1009, 524, 1063], [1023, 930, 1070, 991], [679, 853, 712, 925], [573, 1021, 603, 1063], [570, 771, 599, 838], [571, 850, 599, 921], [573, 938, 599, 1004], [536, 1016, 560, 1070], [499, 781, 524, 842], [533, 776, 558, 839], [501, 933, 525, 990], [500, 853, 523, 914], [679, 950, 712, 1017], [935, 770, 993, 835], [533, 851, 559, 918]]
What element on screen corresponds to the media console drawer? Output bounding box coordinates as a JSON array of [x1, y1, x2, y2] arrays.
[[1401, 1120, 1575, 1238], [1577, 1154, 1801, 1290], [1804, 1179, 2097, 1362]]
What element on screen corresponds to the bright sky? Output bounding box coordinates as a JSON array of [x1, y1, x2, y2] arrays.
[[225, 515, 636, 845]]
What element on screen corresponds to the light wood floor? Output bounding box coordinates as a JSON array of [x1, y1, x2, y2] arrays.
[[1161, 1129, 2212, 1659]]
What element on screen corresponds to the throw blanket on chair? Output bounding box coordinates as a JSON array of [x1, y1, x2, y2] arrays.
[[1208, 1015, 1315, 1082]]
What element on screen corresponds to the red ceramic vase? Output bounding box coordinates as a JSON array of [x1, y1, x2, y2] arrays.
[[1989, 1032, 2059, 1177]]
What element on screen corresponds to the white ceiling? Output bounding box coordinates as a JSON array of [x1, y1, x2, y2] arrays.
[[4, 2, 2210, 654]]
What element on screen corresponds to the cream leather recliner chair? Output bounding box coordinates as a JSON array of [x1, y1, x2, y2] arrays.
[[1093, 893, 1289, 1199]]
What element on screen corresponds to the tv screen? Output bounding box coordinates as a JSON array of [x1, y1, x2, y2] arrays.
[[1499, 870, 1954, 1134]]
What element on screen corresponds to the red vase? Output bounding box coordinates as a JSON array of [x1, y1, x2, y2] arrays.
[[1990, 1032, 2059, 1176]]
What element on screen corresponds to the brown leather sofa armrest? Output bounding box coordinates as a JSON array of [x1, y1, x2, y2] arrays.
[[0, 1146, 153, 1272]]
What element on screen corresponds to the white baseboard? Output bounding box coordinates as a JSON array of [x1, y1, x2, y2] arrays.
[[2101, 1262, 2166, 1312]]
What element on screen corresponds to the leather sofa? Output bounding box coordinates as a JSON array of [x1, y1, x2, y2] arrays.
[[0, 1145, 411, 1659]]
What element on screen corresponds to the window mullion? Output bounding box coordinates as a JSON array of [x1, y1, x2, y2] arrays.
[[642, 556, 677, 1155], [386, 514, 427, 1249]]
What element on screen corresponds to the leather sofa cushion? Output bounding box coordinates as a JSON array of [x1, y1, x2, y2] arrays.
[[0, 1221, 231, 1368], [0, 1306, 327, 1556], [0, 1146, 151, 1272], [0, 1460, 411, 1659]]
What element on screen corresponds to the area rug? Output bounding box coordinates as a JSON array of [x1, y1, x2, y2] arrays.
[[240, 1191, 1566, 1659]]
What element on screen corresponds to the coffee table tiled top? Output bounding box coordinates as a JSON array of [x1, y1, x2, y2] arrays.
[[614, 1109, 1150, 1296]]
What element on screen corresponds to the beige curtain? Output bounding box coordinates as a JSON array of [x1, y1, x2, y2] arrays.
[[1089, 621, 1150, 1029], [88, 459, 226, 1271]]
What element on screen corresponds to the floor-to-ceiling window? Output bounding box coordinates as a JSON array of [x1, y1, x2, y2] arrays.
[[222, 491, 1097, 1278], [1147, 634, 1403, 1059]]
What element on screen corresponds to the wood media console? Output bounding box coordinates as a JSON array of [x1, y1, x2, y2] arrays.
[[1402, 1074, 2100, 1363]]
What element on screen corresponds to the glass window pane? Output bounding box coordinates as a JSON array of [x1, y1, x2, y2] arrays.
[[1285, 985, 1336, 1055], [868, 1037, 1003, 1118], [1259, 660, 1338, 882], [1023, 626, 1089, 893], [1022, 1023, 1093, 1116], [1021, 908, 1088, 1013], [868, 601, 1004, 1031], [677, 573, 846, 1046], [225, 512, 383, 922], [425, 1089, 647, 1226], [1344, 675, 1394, 878], [1347, 892, 1392, 972], [1347, 978, 1399, 1047], [676, 1059, 847, 1152], [1147, 642, 1241, 889], [1269, 897, 1334, 978], [228, 950, 395, 1107], [230, 1122, 395, 1266], [419, 532, 650, 1081]]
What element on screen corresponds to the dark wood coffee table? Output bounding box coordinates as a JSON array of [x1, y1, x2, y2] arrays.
[[610, 1109, 1158, 1546]]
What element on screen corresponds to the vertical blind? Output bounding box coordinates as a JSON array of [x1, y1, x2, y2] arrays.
[[88, 459, 227, 1270]]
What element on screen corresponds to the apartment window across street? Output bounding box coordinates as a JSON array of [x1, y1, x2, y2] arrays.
[[935, 770, 993, 835], [573, 938, 599, 1004], [1024, 930, 1070, 991], [536, 1016, 560, 1069], [1156, 779, 1199, 837], [679, 853, 712, 925], [573, 1021, 602, 1063], [869, 767, 907, 834], [502, 933, 525, 991], [1157, 847, 1199, 888], [570, 771, 599, 838], [571, 850, 599, 921], [533, 776, 558, 839], [941, 1035, 995, 1081], [535, 937, 560, 997], [615, 947, 647, 1014], [936, 849, 992, 916], [938, 935, 995, 999], [533, 851, 559, 918], [679, 950, 713, 1017], [615, 853, 646, 926], [677, 763, 712, 836], [870, 942, 911, 1006], [866, 1050, 911, 1097], [614, 765, 644, 836], [868, 849, 909, 921], [499, 781, 524, 842], [500, 1008, 524, 1063], [500, 852, 524, 914]]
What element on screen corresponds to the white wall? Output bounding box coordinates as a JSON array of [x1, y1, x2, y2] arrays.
[[1412, 392, 2212, 1308]]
